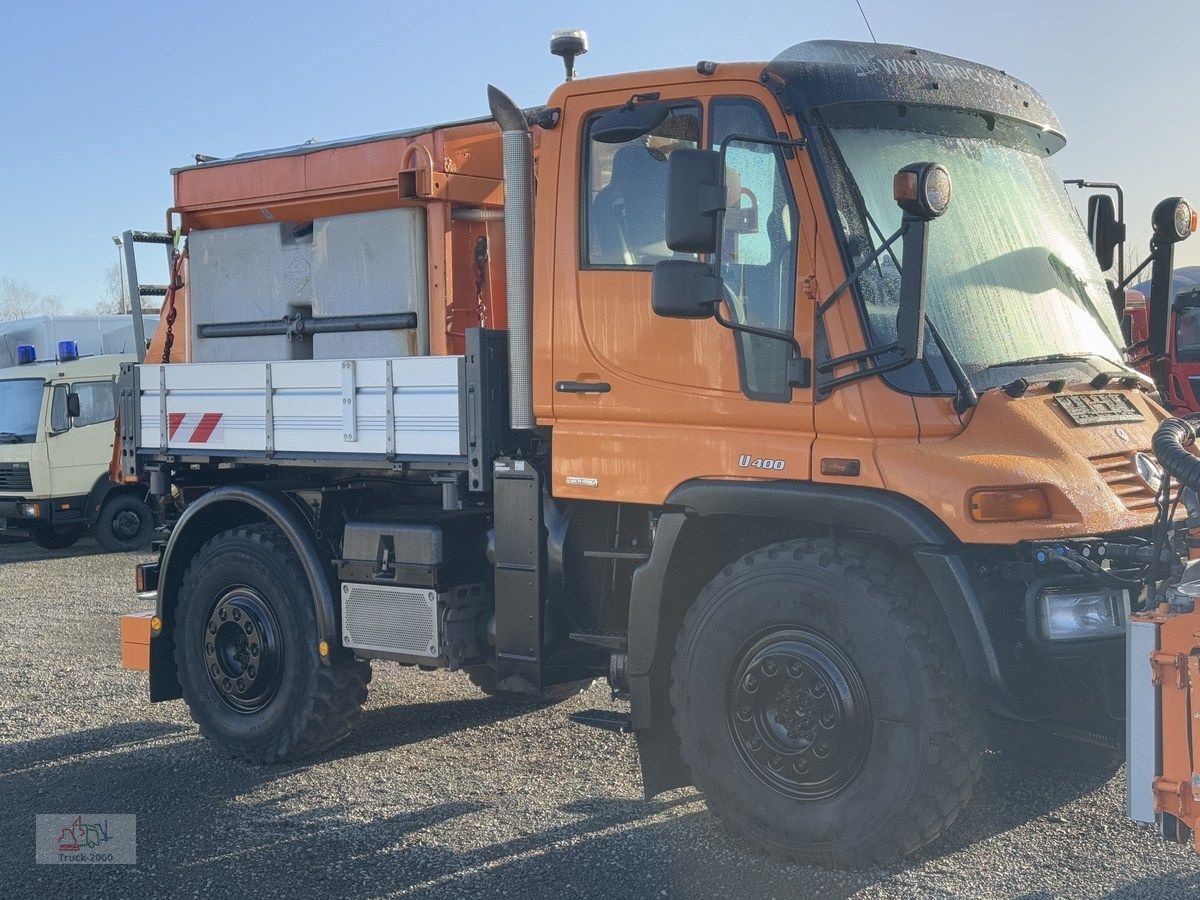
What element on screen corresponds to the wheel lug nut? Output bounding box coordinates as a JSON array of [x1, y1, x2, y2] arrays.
[[222, 677, 232, 691], [244, 622, 254, 634], [815, 741, 829, 758], [762, 660, 778, 677], [219, 610, 227, 621], [236, 679, 245, 692], [250, 644, 259, 657], [737, 705, 752, 722], [205, 642, 214, 656], [821, 712, 836, 728], [232, 610, 241, 621], [787, 661, 803, 678], [208, 623, 217, 635], [248, 666, 256, 678], [747, 736, 762, 751], [769, 755, 783, 771], [794, 758, 809, 773], [744, 673, 758, 691], [810, 683, 826, 698], [210, 664, 219, 677]]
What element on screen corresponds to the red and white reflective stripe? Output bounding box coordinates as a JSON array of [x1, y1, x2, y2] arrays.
[[167, 412, 224, 443]]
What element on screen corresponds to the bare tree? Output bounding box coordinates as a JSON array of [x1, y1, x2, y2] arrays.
[[75, 262, 124, 315], [0, 277, 65, 321]]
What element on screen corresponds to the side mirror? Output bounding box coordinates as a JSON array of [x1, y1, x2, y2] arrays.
[[66, 392, 81, 419], [892, 162, 952, 360], [651, 259, 721, 319], [663, 148, 727, 254], [1086, 194, 1124, 272], [1148, 197, 1196, 357]]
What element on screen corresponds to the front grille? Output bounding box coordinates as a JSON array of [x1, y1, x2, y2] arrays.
[[0, 465, 32, 492], [1089, 451, 1166, 512]]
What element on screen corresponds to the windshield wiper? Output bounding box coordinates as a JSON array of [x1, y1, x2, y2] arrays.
[[982, 352, 1124, 372], [0, 432, 22, 444]]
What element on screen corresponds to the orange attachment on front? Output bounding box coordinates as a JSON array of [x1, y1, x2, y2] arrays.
[[120, 612, 153, 672]]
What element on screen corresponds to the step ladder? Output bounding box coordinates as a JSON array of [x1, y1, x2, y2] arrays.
[[119, 230, 173, 363]]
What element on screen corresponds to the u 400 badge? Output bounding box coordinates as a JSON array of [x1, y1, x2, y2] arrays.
[[738, 455, 785, 471]]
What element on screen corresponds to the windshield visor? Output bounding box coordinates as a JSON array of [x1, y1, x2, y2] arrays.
[[0, 379, 44, 442], [818, 105, 1125, 393]]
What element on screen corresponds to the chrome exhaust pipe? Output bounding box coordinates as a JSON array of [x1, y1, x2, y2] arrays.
[[487, 85, 535, 431]]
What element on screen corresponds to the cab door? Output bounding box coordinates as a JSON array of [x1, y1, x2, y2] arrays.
[[45, 378, 118, 499], [547, 81, 818, 504]]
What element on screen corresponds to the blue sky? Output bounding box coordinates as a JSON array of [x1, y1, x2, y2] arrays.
[[1, 0, 1197, 307]]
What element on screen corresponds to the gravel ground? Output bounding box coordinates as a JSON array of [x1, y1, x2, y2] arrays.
[[3, 539, 1200, 898]]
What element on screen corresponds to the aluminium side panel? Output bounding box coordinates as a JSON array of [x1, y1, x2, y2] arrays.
[[137, 356, 462, 459]]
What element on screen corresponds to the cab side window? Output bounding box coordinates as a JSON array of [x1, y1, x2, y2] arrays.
[[50, 384, 69, 432], [711, 98, 800, 401], [584, 103, 701, 267], [73, 380, 117, 428]]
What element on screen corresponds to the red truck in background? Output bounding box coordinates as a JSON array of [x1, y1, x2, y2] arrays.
[[1132, 268, 1200, 412]]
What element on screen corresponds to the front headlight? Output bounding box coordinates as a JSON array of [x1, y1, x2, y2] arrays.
[[1037, 587, 1129, 641], [18, 502, 41, 518]]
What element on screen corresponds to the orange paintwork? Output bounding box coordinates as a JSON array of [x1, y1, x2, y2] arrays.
[[1138, 604, 1200, 850], [139, 59, 1167, 546], [119, 611, 153, 671]]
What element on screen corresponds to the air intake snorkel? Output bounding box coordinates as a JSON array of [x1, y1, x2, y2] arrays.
[[487, 85, 536, 431]]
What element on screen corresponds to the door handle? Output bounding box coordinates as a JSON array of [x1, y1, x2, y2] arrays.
[[555, 380, 611, 394]]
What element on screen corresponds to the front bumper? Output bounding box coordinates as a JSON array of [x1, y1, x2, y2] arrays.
[[0, 498, 49, 530]]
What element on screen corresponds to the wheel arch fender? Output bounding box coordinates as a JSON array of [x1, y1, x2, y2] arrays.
[[85, 473, 126, 525], [628, 479, 996, 798], [148, 485, 337, 702]]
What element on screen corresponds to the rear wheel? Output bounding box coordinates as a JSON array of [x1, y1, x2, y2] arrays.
[[29, 527, 81, 550], [93, 494, 154, 552], [671, 538, 983, 868], [174, 523, 371, 762]]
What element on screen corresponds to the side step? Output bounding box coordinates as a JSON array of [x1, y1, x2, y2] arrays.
[[568, 709, 632, 734], [568, 631, 627, 652]]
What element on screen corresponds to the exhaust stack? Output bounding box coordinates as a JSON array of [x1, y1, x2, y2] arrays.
[[487, 84, 536, 431]]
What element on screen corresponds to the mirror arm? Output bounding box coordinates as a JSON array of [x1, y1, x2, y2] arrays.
[[1117, 253, 1155, 292], [712, 303, 811, 388], [816, 223, 908, 316]]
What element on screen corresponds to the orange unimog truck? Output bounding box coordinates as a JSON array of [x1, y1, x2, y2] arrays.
[[117, 34, 1196, 866]]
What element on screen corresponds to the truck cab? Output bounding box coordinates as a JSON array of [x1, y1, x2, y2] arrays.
[[0, 353, 154, 550]]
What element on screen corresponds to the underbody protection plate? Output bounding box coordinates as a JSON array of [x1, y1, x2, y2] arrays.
[[1054, 393, 1144, 426]]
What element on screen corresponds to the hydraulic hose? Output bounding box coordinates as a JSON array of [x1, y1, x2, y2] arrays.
[[1152, 416, 1200, 491]]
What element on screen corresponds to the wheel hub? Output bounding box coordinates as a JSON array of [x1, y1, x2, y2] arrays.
[[112, 509, 141, 540], [204, 588, 283, 713], [728, 628, 870, 799]]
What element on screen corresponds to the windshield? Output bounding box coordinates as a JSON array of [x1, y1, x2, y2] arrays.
[[819, 106, 1125, 393], [0, 379, 44, 442], [1177, 307, 1200, 362]]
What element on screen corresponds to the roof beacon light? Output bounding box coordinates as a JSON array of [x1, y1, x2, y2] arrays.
[[15, 344, 36, 365], [550, 29, 588, 82], [57, 340, 79, 362]]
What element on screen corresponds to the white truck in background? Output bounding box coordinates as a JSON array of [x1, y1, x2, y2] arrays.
[[0, 316, 159, 551]]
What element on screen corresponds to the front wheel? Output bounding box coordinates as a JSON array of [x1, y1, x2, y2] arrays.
[[93, 493, 155, 552], [670, 538, 983, 868], [174, 523, 371, 763]]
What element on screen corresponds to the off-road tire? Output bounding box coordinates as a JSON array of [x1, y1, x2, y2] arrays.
[[93, 493, 155, 552], [175, 523, 371, 763], [670, 537, 984, 868], [465, 665, 590, 704], [28, 527, 81, 550]]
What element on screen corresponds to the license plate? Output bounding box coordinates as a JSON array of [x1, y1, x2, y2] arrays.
[[1054, 393, 1144, 426]]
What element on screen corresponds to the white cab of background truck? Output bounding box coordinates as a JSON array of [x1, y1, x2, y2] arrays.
[[0, 316, 158, 551]]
